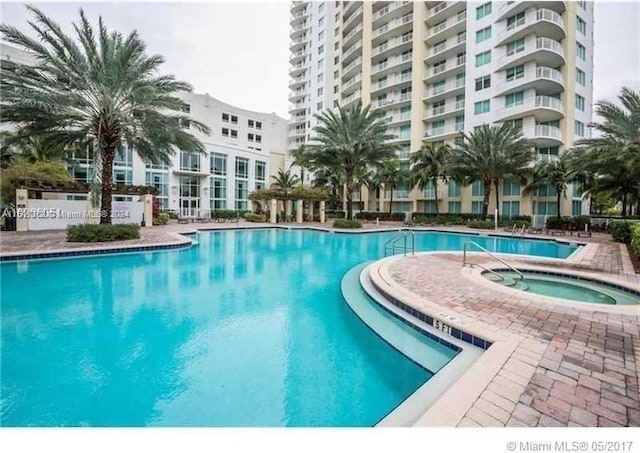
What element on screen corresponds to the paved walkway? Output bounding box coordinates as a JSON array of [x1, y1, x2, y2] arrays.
[[383, 248, 640, 427]]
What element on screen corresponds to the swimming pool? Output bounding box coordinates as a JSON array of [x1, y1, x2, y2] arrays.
[[0, 229, 577, 426]]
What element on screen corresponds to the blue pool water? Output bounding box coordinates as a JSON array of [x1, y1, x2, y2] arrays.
[[0, 229, 576, 426]]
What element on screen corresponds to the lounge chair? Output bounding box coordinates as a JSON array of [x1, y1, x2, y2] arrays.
[[550, 229, 566, 236]]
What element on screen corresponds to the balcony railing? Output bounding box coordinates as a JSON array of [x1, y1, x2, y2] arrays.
[[372, 1, 411, 21], [426, 78, 465, 97], [373, 32, 413, 56], [536, 37, 564, 56], [373, 13, 412, 37], [535, 95, 562, 111], [536, 66, 563, 83], [534, 124, 562, 139]]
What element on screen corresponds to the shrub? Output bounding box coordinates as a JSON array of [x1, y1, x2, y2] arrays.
[[333, 219, 362, 229], [243, 213, 266, 222], [631, 223, 640, 257], [67, 223, 140, 242], [609, 221, 634, 243], [153, 212, 170, 225], [211, 210, 249, 220], [355, 211, 406, 222], [467, 220, 496, 229], [326, 210, 346, 219], [162, 210, 179, 219]]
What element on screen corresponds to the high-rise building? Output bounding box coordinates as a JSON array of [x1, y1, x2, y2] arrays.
[[288, 1, 594, 219], [1, 44, 289, 217]]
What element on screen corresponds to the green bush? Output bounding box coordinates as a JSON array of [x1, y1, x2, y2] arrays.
[[546, 216, 591, 231], [162, 210, 179, 220], [67, 223, 140, 242], [243, 213, 266, 222], [467, 220, 496, 229], [326, 210, 346, 219], [355, 211, 406, 222], [609, 221, 634, 243], [333, 219, 362, 229], [211, 210, 250, 220], [630, 223, 640, 257], [153, 212, 170, 225]]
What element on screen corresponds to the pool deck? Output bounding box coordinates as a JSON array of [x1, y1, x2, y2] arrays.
[[2, 223, 638, 428], [368, 250, 640, 427]]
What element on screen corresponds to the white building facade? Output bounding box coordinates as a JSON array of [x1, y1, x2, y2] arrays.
[[1, 44, 289, 217], [288, 1, 595, 219]]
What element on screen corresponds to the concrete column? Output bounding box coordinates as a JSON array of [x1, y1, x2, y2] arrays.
[[296, 200, 303, 224], [143, 194, 154, 227], [15, 188, 28, 232], [269, 199, 277, 224], [319, 200, 326, 224], [285, 200, 291, 221], [308, 201, 314, 221]]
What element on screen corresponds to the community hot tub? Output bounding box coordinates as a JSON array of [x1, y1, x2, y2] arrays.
[[483, 269, 640, 306]]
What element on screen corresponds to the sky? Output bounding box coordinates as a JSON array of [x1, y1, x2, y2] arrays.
[[1, 0, 639, 119]]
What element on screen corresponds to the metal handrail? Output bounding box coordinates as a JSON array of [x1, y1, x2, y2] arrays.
[[384, 230, 415, 257], [462, 240, 524, 281]]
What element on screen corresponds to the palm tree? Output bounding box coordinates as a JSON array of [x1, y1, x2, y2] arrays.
[[312, 166, 345, 211], [448, 124, 533, 217], [0, 7, 209, 223], [305, 103, 397, 220], [361, 167, 383, 211], [290, 144, 309, 185], [271, 168, 300, 194], [523, 154, 577, 220], [410, 142, 449, 214], [378, 159, 408, 214], [573, 87, 640, 217]]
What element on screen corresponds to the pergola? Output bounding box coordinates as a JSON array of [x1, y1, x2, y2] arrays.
[[248, 186, 330, 223]]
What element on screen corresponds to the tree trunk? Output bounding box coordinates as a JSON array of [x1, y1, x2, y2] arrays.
[[100, 143, 116, 225], [432, 177, 439, 214], [389, 184, 394, 215], [346, 172, 354, 220], [482, 179, 491, 217], [556, 191, 562, 220], [622, 193, 627, 217], [494, 179, 500, 218]]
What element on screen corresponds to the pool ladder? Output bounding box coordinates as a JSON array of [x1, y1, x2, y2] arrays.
[[384, 230, 415, 257], [462, 241, 524, 283]]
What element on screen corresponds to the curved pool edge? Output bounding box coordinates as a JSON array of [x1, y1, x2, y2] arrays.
[[340, 262, 483, 427]]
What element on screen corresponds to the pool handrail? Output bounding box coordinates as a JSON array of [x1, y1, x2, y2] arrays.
[[462, 240, 525, 281], [384, 229, 415, 257]]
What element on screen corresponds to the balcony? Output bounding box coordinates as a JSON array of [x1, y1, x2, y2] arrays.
[[343, 73, 362, 94], [496, 8, 565, 46], [290, 62, 307, 77], [288, 127, 306, 138], [342, 92, 361, 107], [290, 21, 308, 38], [424, 32, 466, 64], [372, 32, 413, 58], [497, 94, 564, 123], [425, 100, 465, 121], [425, 1, 466, 25], [343, 5, 363, 33], [290, 7, 307, 24], [525, 124, 563, 146], [290, 33, 308, 49], [289, 75, 307, 89], [372, 92, 412, 110], [425, 9, 466, 44], [342, 57, 362, 80], [288, 88, 307, 102], [423, 123, 464, 140], [423, 77, 466, 102], [343, 23, 363, 48], [371, 52, 412, 77], [372, 13, 413, 42], [496, 65, 564, 96], [496, 1, 566, 21], [384, 111, 412, 126], [424, 54, 466, 82], [497, 37, 565, 71], [372, 1, 413, 22], [371, 72, 412, 94], [343, 41, 363, 64]]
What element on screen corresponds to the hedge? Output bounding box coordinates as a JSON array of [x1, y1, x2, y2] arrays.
[[243, 213, 266, 222], [546, 216, 591, 231], [333, 219, 362, 229], [211, 210, 250, 219], [326, 210, 346, 219], [355, 211, 405, 222], [67, 224, 140, 242], [609, 222, 634, 243], [411, 213, 531, 227], [631, 223, 640, 257], [153, 212, 170, 225]]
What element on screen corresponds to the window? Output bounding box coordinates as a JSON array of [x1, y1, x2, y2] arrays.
[[575, 120, 585, 137], [317, 102, 323, 111], [211, 153, 227, 176], [255, 121, 262, 130], [235, 180, 248, 211], [334, 70, 339, 79], [333, 100, 339, 108], [503, 178, 521, 196], [114, 145, 133, 167], [113, 169, 132, 185], [334, 56, 339, 65], [210, 178, 227, 210], [537, 146, 559, 159], [432, 100, 445, 115], [470, 201, 482, 214], [230, 129, 237, 138], [222, 128, 229, 137], [572, 200, 582, 216], [534, 201, 557, 216], [235, 157, 249, 179], [476, 2, 492, 20], [456, 73, 466, 87], [255, 135, 262, 143], [448, 180, 461, 198], [507, 11, 525, 29], [255, 161, 266, 183], [475, 50, 491, 67], [248, 133, 254, 141], [317, 73, 323, 83], [318, 30, 324, 41], [474, 100, 490, 115], [578, 1, 587, 10], [231, 115, 238, 124], [448, 201, 462, 213], [577, 17, 586, 35], [222, 113, 229, 122], [318, 44, 324, 54], [505, 91, 524, 107], [504, 118, 524, 130], [506, 38, 525, 56], [317, 87, 324, 96], [179, 176, 200, 199], [180, 151, 200, 172], [535, 184, 557, 197], [575, 94, 585, 111], [317, 58, 324, 69], [506, 64, 525, 81], [476, 26, 492, 43], [248, 119, 254, 127], [577, 42, 586, 60], [502, 201, 520, 218], [475, 75, 491, 91], [472, 180, 484, 197], [145, 171, 168, 209], [576, 69, 586, 86]]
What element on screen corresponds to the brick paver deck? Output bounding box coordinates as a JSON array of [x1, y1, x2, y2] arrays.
[[385, 247, 640, 427]]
